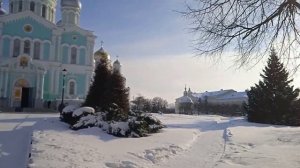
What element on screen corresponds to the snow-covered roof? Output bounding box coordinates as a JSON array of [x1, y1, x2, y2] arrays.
[[192, 89, 236, 99], [216, 92, 248, 100], [176, 96, 194, 103]]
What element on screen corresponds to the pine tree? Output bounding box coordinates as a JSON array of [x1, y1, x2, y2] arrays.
[[246, 49, 300, 125], [83, 59, 112, 111]]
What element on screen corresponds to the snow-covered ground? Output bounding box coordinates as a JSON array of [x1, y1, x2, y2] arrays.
[[0, 113, 299, 168]]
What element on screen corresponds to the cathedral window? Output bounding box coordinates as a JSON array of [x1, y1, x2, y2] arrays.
[[13, 39, 21, 57], [18, 1, 22, 12], [69, 81, 76, 95], [30, 2, 35, 12], [42, 5, 46, 18], [33, 41, 41, 60], [71, 47, 77, 64], [10, 3, 13, 13], [24, 40, 31, 55]]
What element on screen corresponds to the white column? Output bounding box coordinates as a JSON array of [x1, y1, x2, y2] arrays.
[[55, 69, 59, 95], [50, 36, 55, 61], [0, 23, 3, 59], [4, 70, 8, 97], [40, 73, 45, 99], [57, 36, 62, 62], [36, 73, 40, 98], [50, 68, 54, 92], [85, 71, 89, 95], [0, 71, 3, 97]]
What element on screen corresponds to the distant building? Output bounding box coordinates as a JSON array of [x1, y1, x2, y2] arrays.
[[175, 87, 248, 114]]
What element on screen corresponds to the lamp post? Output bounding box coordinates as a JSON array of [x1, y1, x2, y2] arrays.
[[59, 68, 67, 113]]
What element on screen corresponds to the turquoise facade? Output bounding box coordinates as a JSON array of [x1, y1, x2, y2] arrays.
[[61, 32, 87, 46], [2, 17, 52, 40], [43, 43, 50, 61], [2, 37, 10, 58], [0, 0, 96, 108]]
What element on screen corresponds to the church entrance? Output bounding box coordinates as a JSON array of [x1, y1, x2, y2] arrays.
[[21, 88, 34, 108]]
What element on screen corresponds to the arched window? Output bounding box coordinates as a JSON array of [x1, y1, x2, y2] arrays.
[[71, 47, 77, 64], [30, 2, 35, 12], [69, 81, 75, 95], [10, 3, 13, 13], [42, 5, 46, 18], [24, 40, 31, 55], [13, 39, 21, 57], [18, 1, 22, 12], [33, 41, 40, 60]]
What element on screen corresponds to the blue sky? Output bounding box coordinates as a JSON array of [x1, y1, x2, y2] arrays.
[[5, 0, 299, 103], [77, 0, 192, 58]]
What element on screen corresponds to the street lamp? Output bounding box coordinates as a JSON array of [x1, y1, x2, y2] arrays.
[[59, 68, 67, 113]]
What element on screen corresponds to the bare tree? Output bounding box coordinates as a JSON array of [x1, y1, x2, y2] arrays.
[[183, 0, 300, 69]]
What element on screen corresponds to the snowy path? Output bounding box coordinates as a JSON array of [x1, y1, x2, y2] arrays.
[[0, 113, 57, 168], [157, 116, 234, 168], [1, 113, 300, 168]]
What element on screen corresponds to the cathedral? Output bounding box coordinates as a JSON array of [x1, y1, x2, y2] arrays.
[[0, 0, 111, 108]]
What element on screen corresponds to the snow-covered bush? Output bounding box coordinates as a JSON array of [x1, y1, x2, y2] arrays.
[[61, 105, 95, 126], [107, 122, 130, 137], [60, 105, 80, 125], [128, 113, 164, 137], [62, 105, 164, 137]]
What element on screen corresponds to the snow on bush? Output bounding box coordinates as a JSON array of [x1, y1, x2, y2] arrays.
[[61, 106, 165, 137], [61, 105, 95, 126], [62, 105, 79, 114], [72, 107, 95, 117]]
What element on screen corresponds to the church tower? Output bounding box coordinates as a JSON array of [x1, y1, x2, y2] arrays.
[[60, 0, 81, 26], [8, 0, 57, 22]]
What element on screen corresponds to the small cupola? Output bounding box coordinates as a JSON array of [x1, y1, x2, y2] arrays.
[[113, 58, 121, 73], [61, 0, 82, 26]]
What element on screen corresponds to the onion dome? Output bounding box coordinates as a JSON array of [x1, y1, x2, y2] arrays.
[[113, 59, 121, 72], [61, 0, 82, 9], [94, 46, 110, 62], [113, 59, 120, 65]]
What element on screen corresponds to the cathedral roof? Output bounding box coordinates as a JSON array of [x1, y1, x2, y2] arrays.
[[61, 0, 82, 9], [0, 2, 6, 15], [0, 8, 6, 15]]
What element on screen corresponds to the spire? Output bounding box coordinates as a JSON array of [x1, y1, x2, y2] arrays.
[[184, 85, 188, 96], [100, 41, 104, 48]]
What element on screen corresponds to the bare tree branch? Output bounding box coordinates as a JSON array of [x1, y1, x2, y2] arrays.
[[183, 0, 300, 70]]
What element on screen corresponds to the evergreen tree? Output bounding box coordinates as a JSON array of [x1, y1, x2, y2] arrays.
[[107, 70, 130, 120], [83, 59, 112, 111], [246, 49, 300, 125]]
